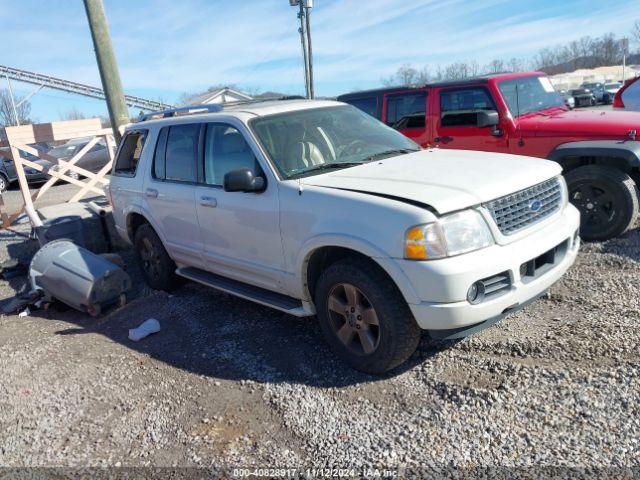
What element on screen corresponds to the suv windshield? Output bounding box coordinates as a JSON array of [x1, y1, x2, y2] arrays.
[[250, 105, 419, 179], [497, 76, 565, 117]]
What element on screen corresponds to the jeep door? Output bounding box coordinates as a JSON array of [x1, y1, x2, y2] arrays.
[[433, 86, 509, 152], [143, 123, 203, 267], [194, 122, 285, 290], [382, 90, 430, 147]]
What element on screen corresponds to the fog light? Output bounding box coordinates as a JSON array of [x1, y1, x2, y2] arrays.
[[467, 281, 485, 304]]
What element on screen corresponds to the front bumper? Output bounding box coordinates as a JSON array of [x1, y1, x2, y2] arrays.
[[397, 205, 580, 333]]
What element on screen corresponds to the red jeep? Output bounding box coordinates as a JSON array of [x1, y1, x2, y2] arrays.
[[338, 72, 640, 241]]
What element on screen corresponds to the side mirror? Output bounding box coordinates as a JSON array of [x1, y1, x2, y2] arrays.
[[223, 168, 265, 193], [477, 110, 499, 128]]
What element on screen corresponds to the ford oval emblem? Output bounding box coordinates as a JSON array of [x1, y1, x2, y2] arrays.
[[529, 200, 542, 212]]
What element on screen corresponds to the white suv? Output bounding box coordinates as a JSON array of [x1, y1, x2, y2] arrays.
[[109, 100, 580, 373]]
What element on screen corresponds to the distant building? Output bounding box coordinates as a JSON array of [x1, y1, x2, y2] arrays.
[[185, 87, 253, 105], [549, 64, 640, 91]]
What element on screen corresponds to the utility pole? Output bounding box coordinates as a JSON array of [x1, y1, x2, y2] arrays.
[[622, 37, 629, 82], [290, 0, 314, 99], [83, 0, 129, 142], [304, 1, 314, 99]]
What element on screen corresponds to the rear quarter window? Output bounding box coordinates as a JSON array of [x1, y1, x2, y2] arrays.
[[346, 97, 379, 118], [113, 130, 147, 177], [385, 91, 427, 129]]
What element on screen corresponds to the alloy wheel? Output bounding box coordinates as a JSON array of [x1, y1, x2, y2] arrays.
[[327, 282, 380, 356], [139, 237, 162, 281]]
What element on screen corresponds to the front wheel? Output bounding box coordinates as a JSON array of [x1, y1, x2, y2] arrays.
[[315, 258, 421, 374], [0, 174, 8, 193], [566, 166, 639, 241]]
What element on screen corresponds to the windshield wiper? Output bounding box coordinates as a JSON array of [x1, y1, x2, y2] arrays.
[[288, 162, 364, 179], [364, 149, 418, 162]]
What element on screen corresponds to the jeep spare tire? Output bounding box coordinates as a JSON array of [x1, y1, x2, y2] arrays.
[[566, 165, 639, 241]]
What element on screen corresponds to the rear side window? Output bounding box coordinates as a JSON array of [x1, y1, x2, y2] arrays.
[[347, 97, 378, 118], [113, 130, 147, 177], [440, 87, 496, 127], [385, 92, 426, 129], [153, 124, 199, 183]]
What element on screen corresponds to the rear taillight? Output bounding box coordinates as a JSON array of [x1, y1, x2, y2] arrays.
[[613, 77, 637, 109], [105, 184, 113, 207], [613, 91, 624, 108]]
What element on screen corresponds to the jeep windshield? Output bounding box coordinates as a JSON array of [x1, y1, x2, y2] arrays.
[[250, 105, 420, 180], [498, 76, 566, 118]]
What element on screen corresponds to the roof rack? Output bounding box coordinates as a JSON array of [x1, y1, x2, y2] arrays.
[[137, 96, 311, 122], [137, 104, 223, 122]]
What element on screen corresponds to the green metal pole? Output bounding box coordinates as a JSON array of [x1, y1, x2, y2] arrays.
[[83, 0, 129, 143]]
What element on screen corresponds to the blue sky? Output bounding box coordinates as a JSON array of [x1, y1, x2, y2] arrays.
[[1, 0, 638, 122]]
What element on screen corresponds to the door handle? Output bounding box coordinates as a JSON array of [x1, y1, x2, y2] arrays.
[[199, 196, 217, 208], [434, 136, 454, 144], [145, 188, 159, 199]]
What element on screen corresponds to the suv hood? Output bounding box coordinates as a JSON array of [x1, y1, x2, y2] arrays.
[[299, 149, 561, 214], [521, 108, 640, 139]]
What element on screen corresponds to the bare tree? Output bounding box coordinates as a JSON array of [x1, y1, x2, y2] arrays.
[[397, 64, 419, 86], [416, 66, 430, 84], [507, 57, 524, 73], [633, 21, 640, 45], [0, 89, 31, 126], [381, 63, 421, 86], [485, 59, 506, 74], [61, 107, 86, 121], [442, 61, 479, 80]]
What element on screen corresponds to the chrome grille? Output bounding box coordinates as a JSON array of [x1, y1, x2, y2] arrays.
[[484, 177, 562, 235]]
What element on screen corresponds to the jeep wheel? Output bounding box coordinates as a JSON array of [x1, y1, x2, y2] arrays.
[[0, 174, 8, 193], [315, 258, 421, 374], [566, 165, 639, 241], [134, 224, 180, 291]]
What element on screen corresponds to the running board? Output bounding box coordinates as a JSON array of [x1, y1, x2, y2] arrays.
[[176, 267, 310, 316]]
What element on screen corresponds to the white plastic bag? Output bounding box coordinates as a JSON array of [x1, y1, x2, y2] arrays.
[[128, 318, 161, 342]]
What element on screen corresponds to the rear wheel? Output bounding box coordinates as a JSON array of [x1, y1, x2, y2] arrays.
[[315, 258, 421, 374], [566, 165, 639, 241], [0, 174, 8, 192], [134, 223, 180, 291]]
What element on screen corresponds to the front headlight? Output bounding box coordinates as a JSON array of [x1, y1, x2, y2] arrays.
[[404, 209, 494, 260], [558, 175, 568, 206]]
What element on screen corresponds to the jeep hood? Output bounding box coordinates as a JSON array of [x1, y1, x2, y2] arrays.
[[299, 149, 561, 214], [521, 108, 640, 138]]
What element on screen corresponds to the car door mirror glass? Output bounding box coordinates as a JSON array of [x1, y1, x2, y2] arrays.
[[223, 168, 265, 192]]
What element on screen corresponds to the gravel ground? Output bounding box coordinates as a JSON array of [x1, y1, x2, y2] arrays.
[[0, 218, 638, 476]]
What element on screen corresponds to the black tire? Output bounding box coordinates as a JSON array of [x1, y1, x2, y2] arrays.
[[0, 174, 8, 193], [134, 223, 180, 291], [565, 165, 639, 241], [315, 258, 421, 374]]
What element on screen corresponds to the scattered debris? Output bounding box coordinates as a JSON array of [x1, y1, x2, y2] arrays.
[[0, 258, 28, 280], [99, 253, 126, 268], [29, 240, 131, 316], [2, 288, 43, 315], [128, 318, 161, 342]]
